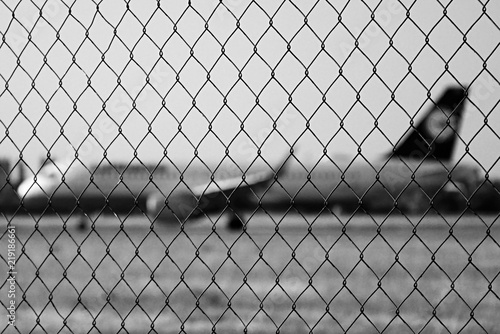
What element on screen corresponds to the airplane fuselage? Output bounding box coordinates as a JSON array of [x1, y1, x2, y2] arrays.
[[260, 157, 477, 213], [17, 156, 478, 217]]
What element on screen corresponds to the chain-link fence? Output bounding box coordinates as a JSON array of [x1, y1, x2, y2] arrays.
[[1, 0, 500, 333]]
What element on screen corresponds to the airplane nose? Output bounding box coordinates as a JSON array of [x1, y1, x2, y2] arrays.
[[17, 177, 52, 205]]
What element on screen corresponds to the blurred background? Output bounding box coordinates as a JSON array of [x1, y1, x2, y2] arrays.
[[1, 2, 500, 333]]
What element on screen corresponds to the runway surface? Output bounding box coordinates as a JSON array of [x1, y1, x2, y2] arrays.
[[1, 212, 499, 333]]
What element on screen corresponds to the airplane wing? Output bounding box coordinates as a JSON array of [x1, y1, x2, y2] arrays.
[[191, 151, 293, 202], [146, 169, 274, 224], [191, 169, 272, 198], [147, 153, 292, 224], [188, 167, 279, 229]]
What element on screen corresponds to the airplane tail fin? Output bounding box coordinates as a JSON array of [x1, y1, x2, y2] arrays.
[[390, 86, 467, 161]]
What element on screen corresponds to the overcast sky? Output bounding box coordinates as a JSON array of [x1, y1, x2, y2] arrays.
[[1, 0, 499, 176]]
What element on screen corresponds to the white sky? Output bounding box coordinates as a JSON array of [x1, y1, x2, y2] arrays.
[[1, 0, 500, 176]]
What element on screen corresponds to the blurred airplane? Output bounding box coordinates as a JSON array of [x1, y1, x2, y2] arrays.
[[17, 86, 480, 228]]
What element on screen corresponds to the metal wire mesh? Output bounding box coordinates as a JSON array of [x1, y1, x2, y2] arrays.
[[1, 0, 499, 333]]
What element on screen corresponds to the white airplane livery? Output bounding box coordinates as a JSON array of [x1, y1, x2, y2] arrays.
[[17, 86, 478, 228]]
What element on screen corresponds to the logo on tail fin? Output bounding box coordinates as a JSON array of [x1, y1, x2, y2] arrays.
[[425, 107, 459, 143], [390, 86, 467, 162]]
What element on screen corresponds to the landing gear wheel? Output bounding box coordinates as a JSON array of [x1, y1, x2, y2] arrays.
[[227, 212, 244, 231], [77, 214, 89, 231]]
